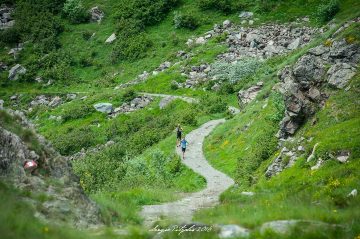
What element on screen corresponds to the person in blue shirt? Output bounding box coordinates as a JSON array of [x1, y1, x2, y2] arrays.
[[180, 136, 188, 160]]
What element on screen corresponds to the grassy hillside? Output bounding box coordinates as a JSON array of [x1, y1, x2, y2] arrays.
[[1, 0, 360, 238]]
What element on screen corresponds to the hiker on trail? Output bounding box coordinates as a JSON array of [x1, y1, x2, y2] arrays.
[[180, 136, 188, 160], [176, 124, 183, 147]]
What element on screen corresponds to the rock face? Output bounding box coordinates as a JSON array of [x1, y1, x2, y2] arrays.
[[93, 103, 113, 114], [0, 5, 15, 30], [238, 82, 263, 107], [0, 109, 102, 228], [277, 39, 359, 138], [8, 64, 27, 81], [89, 6, 104, 23]]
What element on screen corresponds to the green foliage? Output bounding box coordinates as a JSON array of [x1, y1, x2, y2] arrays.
[[62, 0, 89, 24], [61, 103, 93, 122], [14, 1, 64, 53], [114, 0, 179, 27], [316, 0, 340, 23], [173, 11, 199, 30], [111, 33, 152, 62], [199, 94, 227, 114], [209, 58, 262, 84], [121, 89, 137, 102], [0, 28, 21, 44], [197, 0, 244, 14]]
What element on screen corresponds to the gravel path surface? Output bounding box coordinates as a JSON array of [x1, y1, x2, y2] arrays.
[[140, 119, 234, 227]]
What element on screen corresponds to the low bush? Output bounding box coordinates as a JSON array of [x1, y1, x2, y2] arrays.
[[197, 0, 244, 14], [111, 33, 152, 62], [316, 0, 340, 23], [173, 11, 199, 30], [61, 104, 94, 122], [199, 94, 227, 114], [62, 0, 89, 24], [209, 59, 262, 84]]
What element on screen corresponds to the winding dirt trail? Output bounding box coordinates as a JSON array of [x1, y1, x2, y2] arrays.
[[140, 119, 234, 227]]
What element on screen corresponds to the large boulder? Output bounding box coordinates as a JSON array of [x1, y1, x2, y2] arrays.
[[327, 63, 356, 88], [93, 103, 113, 113], [218, 224, 250, 238], [8, 64, 26, 81]]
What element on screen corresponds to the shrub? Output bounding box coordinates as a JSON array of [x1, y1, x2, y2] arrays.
[[121, 89, 137, 102], [198, 0, 243, 14], [111, 33, 152, 62], [173, 11, 199, 30], [63, 0, 89, 24], [114, 0, 179, 27], [199, 94, 227, 114], [61, 104, 93, 122], [316, 0, 340, 23], [181, 110, 198, 126], [0, 28, 21, 44]]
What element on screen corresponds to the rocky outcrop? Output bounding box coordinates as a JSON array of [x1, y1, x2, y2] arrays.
[[265, 147, 298, 178], [0, 109, 102, 228], [238, 82, 263, 107], [277, 39, 359, 138], [0, 5, 15, 30]]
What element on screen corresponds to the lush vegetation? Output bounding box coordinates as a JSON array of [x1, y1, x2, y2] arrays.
[[1, 0, 360, 238]]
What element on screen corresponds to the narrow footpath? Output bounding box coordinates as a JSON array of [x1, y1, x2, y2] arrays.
[[140, 119, 234, 227]]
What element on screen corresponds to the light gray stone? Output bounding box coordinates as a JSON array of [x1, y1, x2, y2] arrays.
[[8, 64, 26, 80], [218, 224, 250, 238], [327, 63, 356, 89], [93, 103, 113, 113], [105, 33, 116, 43], [239, 11, 253, 19]]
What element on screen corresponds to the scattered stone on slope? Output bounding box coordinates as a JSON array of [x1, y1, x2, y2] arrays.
[[105, 33, 116, 43], [0, 99, 3, 110], [93, 103, 113, 114], [30, 95, 66, 108], [159, 96, 175, 109], [89, 6, 104, 23], [237, 82, 263, 107], [223, 20, 231, 29], [0, 62, 8, 71], [8, 64, 26, 81], [311, 158, 324, 170], [110, 96, 153, 117], [218, 224, 250, 238], [265, 147, 297, 178], [239, 11, 254, 19]]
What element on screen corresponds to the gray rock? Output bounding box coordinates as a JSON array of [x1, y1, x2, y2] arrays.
[[260, 220, 297, 235], [238, 82, 263, 107], [93, 103, 113, 113], [159, 96, 175, 109], [348, 189, 357, 197], [287, 38, 301, 50], [336, 150, 350, 163], [66, 94, 77, 100], [239, 11, 253, 19], [8, 64, 26, 80], [48, 96, 62, 108], [293, 55, 324, 88], [311, 158, 324, 170], [241, 191, 255, 196], [195, 37, 206, 44], [89, 6, 104, 23], [218, 224, 250, 238], [327, 63, 356, 88], [105, 33, 116, 43], [223, 20, 231, 28], [0, 99, 3, 110], [248, 20, 254, 25]]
